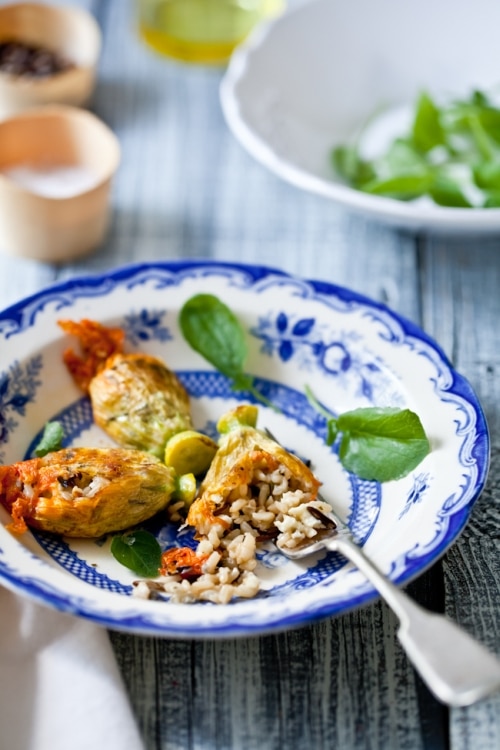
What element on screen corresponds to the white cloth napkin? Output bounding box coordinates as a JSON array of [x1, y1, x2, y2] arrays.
[[0, 586, 145, 750]]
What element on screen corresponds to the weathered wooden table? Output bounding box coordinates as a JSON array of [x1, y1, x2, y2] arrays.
[[0, 1, 498, 748]]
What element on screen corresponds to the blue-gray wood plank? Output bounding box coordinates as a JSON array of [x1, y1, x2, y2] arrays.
[[0, 1, 498, 747]]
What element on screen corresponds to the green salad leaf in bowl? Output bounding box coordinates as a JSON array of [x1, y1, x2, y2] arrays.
[[332, 88, 500, 208]]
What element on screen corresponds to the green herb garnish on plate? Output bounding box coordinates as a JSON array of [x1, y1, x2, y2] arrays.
[[179, 293, 431, 482], [179, 293, 273, 407], [110, 530, 162, 578], [305, 386, 430, 483], [33, 420, 64, 457]]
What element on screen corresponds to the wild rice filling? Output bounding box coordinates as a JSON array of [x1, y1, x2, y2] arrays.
[[133, 459, 332, 605]]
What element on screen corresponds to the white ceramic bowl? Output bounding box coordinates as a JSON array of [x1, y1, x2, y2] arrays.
[[220, 0, 500, 234]]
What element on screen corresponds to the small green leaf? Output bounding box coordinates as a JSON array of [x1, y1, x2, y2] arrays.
[[331, 145, 357, 180], [336, 407, 430, 482], [375, 138, 427, 176], [412, 91, 446, 153], [330, 87, 500, 209], [337, 407, 428, 439], [483, 190, 500, 208], [470, 90, 490, 108], [306, 388, 430, 482], [111, 530, 162, 577], [473, 160, 500, 190], [478, 107, 500, 144], [429, 175, 472, 207], [179, 293, 273, 408], [331, 145, 375, 187], [33, 421, 64, 457], [180, 293, 248, 379], [362, 171, 432, 199], [468, 113, 497, 161]]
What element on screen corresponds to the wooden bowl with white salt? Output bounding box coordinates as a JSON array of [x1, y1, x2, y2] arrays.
[[0, 2, 101, 119], [0, 105, 120, 262]]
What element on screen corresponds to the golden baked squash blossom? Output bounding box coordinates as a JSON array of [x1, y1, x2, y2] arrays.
[[0, 447, 183, 537]]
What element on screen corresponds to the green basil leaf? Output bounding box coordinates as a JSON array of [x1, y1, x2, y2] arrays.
[[478, 107, 500, 144], [429, 175, 472, 207], [375, 138, 427, 176], [470, 90, 490, 108], [111, 530, 161, 577], [468, 113, 497, 161], [330, 87, 500, 209], [331, 145, 358, 180], [337, 407, 428, 439], [336, 407, 430, 482], [412, 91, 446, 153], [306, 388, 430, 482], [180, 293, 274, 408], [362, 170, 431, 199], [33, 421, 64, 457], [331, 145, 375, 187], [179, 293, 248, 379], [473, 160, 500, 190], [483, 190, 500, 208]]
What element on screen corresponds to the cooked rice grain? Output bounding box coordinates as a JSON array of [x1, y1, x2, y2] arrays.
[[133, 460, 330, 605]]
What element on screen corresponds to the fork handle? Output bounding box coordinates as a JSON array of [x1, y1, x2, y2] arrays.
[[332, 536, 500, 706]]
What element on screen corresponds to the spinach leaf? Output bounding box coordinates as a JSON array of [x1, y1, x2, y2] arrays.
[[483, 190, 500, 207], [180, 297, 431, 483], [478, 106, 500, 144], [111, 530, 161, 577], [179, 293, 247, 379], [33, 421, 64, 457], [363, 171, 432, 199], [336, 407, 431, 482], [374, 138, 427, 175], [305, 387, 430, 482], [330, 86, 500, 209], [429, 174, 472, 207], [332, 145, 374, 187], [473, 160, 500, 190], [412, 91, 446, 153], [179, 294, 272, 407], [468, 113, 497, 161]]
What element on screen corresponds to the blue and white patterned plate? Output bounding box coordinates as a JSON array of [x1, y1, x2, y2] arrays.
[[0, 260, 489, 637]]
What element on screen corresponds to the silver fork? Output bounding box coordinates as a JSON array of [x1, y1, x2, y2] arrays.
[[278, 502, 500, 707]]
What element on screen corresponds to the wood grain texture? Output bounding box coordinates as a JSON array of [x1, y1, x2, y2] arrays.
[[110, 599, 430, 750], [419, 239, 500, 750], [0, 1, 498, 748]]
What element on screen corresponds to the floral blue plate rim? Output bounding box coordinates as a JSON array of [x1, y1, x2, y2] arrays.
[[0, 260, 490, 637]]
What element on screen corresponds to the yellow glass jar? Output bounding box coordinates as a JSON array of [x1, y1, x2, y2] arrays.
[[136, 0, 285, 65]]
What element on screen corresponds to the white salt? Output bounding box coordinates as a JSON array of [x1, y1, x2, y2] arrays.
[[1, 164, 99, 198]]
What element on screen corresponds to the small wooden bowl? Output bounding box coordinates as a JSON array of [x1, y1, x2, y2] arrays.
[[0, 2, 101, 119], [0, 105, 121, 262]]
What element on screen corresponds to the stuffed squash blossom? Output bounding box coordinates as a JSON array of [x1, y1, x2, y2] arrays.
[[0, 446, 185, 537], [148, 406, 333, 605], [59, 319, 193, 457]]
